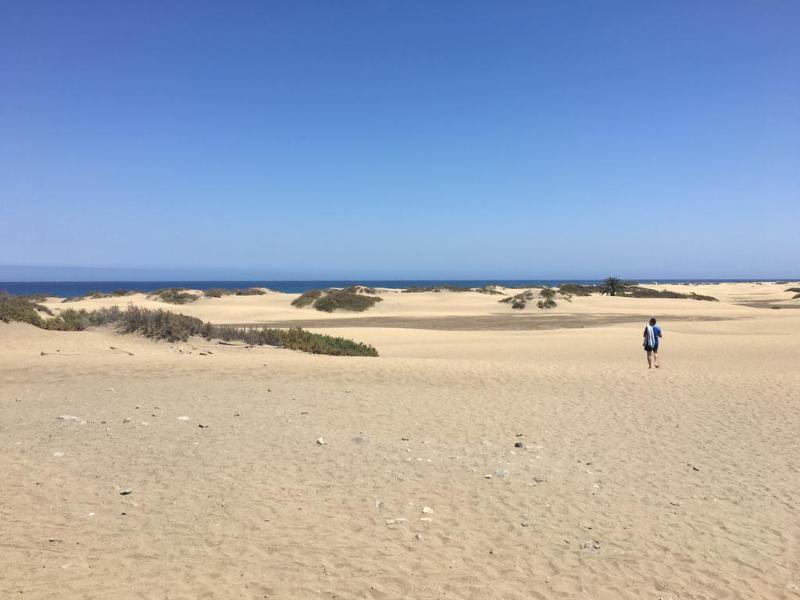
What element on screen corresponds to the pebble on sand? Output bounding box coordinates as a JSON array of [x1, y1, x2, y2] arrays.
[[316, 437, 326, 445], [177, 416, 190, 421]]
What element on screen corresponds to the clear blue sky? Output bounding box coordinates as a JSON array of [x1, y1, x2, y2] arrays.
[[2, 1, 798, 280]]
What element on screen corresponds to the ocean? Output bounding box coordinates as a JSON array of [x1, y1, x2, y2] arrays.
[[0, 279, 786, 298]]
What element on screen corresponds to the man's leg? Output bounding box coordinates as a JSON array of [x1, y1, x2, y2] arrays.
[[653, 348, 659, 368], [646, 349, 652, 368]]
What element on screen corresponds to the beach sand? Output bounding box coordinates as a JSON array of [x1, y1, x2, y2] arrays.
[[1, 282, 799, 599]]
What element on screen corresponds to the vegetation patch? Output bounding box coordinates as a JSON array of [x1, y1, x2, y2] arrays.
[[1, 297, 377, 356], [599, 276, 631, 296], [557, 283, 595, 296], [291, 289, 324, 308], [203, 287, 267, 298], [499, 290, 534, 309], [149, 288, 200, 304], [63, 289, 133, 302], [785, 287, 800, 293], [624, 286, 718, 301], [475, 285, 504, 295], [292, 289, 382, 312], [213, 325, 378, 356], [537, 287, 558, 309], [0, 293, 52, 326], [403, 285, 473, 293], [340, 285, 379, 295]]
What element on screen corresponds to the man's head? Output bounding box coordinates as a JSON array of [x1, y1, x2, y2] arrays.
[[649, 318, 657, 325]]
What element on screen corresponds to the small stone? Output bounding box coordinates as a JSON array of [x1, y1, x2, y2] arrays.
[[122, 418, 131, 424], [119, 489, 133, 496], [177, 416, 190, 421], [316, 437, 326, 445], [57, 415, 81, 422], [52, 450, 64, 457], [514, 441, 525, 448], [401, 437, 410, 441], [198, 424, 209, 428], [494, 468, 509, 478], [422, 506, 434, 514], [419, 517, 432, 522], [484, 474, 492, 479], [384, 518, 406, 526]]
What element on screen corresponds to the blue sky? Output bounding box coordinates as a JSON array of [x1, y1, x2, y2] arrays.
[[1, 1, 798, 280]]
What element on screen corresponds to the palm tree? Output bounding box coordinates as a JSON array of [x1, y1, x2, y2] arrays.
[[599, 276, 627, 296]]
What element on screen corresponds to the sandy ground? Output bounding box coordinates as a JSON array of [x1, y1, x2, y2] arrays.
[[1, 282, 799, 599]]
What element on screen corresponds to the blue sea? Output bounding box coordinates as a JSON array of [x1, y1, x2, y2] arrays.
[[0, 279, 786, 298]]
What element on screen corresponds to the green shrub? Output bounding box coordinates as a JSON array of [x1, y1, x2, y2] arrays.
[[558, 283, 594, 296], [292, 289, 323, 308], [794, 293, 800, 299], [340, 285, 379, 295], [313, 291, 381, 313], [785, 287, 800, 293], [234, 287, 267, 296], [292, 289, 382, 312], [213, 325, 378, 356], [204, 288, 227, 298], [119, 305, 211, 341]]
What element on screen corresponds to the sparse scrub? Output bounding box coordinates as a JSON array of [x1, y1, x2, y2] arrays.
[[150, 288, 200, 304], [63, 289, 133, 302], [537, 287, 557, 309], [793, 293, 800, 299], [785, 287, 800, 293], [475, 285, 504, 295], [500, 290, 534, 309], [203, 288, 228, 298], [1, 294, 379, 356], [0, 293, 50, 325], [403, 285, 473, 293]]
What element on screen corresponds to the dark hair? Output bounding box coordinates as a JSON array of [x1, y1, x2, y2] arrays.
[[649, 318, 657, 325]]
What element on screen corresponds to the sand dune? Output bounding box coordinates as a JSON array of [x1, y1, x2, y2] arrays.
[[2, 282, 799, 599]]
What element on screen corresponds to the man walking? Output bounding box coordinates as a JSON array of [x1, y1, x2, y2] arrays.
[[643, 318, 662, 368]]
